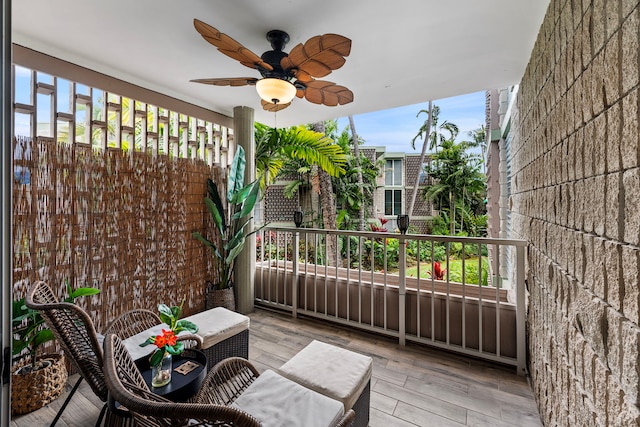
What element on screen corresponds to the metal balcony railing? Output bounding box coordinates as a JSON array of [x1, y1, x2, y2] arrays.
[[255, 227, 528, 375]]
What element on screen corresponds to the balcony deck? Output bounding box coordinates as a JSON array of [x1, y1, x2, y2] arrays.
[[11, 308, 542, 427]]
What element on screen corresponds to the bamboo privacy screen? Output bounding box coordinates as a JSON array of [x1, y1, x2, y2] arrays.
[[12, 136, 223, 331]]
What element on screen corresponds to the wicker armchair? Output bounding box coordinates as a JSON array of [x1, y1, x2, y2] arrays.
[[103, 333, 261, 427], [24, 281, 131, 426], [196, 357, 356, 427]]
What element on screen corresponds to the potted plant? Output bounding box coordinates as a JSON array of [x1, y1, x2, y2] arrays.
[[11, 281, 100, 415], [192, 145, 262, 311]]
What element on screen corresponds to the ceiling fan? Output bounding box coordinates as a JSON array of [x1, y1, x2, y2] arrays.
[[191, 19, 354, 112]]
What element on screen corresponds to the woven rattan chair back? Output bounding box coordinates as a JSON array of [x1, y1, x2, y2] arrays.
[[25, 281, 107, 401], [105, 309, 161, 338], [103, 333, 261, 427]]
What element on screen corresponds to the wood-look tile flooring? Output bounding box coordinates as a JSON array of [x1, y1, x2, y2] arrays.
[[12, 308, 542, 427]]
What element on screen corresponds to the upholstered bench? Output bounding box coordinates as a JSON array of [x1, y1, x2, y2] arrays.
[[278, 340, 372, 427], [232, 369, 346, 427], [182, 307, 249, 369]]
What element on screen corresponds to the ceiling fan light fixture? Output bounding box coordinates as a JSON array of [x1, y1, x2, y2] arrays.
[[256, 78, 296, 104]]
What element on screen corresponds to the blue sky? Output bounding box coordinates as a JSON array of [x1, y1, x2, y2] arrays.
[[335, 90, 486, 154]]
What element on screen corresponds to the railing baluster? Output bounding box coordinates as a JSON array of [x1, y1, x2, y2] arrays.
[[283, 232, 288, 307], [416, 238, 421, 339], [370, 236, 375, 327], [293, 230, 299, 318], [445, 241, 450, 346], [430, 239, 435, 342], [478, 243, 483, 354], [324, 233, 328, 316], [304, 231, 308, 312], [383, 237, 388, 330], [462, 242, 466, 350], [358, 236, 363, 324], [398, 234, 406, 346], [314, 232, 318, 314], [495, 243, 501, 358], [346, 236, 351, 322]]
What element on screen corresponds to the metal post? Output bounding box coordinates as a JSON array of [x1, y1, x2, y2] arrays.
[[292, 231, 299, 318], [1, 0, 12, 424], [398, 236, 406, 346], [516, 245, 526, 376]]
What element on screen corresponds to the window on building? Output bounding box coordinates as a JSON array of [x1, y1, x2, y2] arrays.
[[384, 189, 402, 215], [385, 159, 402, 186]]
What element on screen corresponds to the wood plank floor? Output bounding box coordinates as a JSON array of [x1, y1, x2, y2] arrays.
[[11, 308, 542, 427]]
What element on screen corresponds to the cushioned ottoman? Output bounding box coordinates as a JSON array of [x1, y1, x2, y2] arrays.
[[232, 369, 345, 427], [183, 307, 250, 369], [278, 340, 372, 427]]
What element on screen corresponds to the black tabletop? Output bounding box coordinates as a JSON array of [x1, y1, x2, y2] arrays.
[[135, 349, 207, 402]]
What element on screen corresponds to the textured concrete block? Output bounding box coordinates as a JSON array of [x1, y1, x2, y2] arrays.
[[583, 120, 595, 177], [604, 36, 620, 107], [592, 0, 606, 54], [594, 174, 606, 236], [604, 240, 622, 311], [621, 319, 640, 404], [593, 112, 607, 176], [605, 173, 621, 240], [606, 102, 622, 173], [605, 307, 623, 381], [622, 245, 640, 325], [622, 10, 639, 94], [605, 0, 620, 39], [591, 52, 606, 117], [592, 237, 607, 299], [623, 168, 640, 245], [579, 289, 607, 359], [594, 358, 610, 424], [621, 90, 639, 170]]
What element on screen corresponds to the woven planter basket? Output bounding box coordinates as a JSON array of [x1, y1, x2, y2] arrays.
[[11, 353, 68, 415], [206, 283, 236, 311]]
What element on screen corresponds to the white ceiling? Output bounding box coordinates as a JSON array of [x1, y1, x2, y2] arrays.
[[12, 0, 550, 127]]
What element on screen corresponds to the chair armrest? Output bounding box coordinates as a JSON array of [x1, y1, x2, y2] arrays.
[[176, 333, 203, 350], [195, 357, 260, 405], [334, 409, 355, 427]]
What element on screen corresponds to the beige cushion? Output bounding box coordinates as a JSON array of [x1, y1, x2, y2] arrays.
[[232, 369, 344, 427], [278, 340, 373, 411], [182, 307, 250, 349], [122, 323, 170, 361]]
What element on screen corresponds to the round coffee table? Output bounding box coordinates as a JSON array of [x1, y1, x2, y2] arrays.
[[135, 349, 207, 402]]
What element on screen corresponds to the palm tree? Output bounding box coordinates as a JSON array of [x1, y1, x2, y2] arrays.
[[330, 127, 380, 230], [411, 105, 459, 151], [423, 139, 484, 235]]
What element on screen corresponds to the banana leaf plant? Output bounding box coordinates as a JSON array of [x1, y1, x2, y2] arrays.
[[192, 146, 263, 290], [12, 280, 100, 373]]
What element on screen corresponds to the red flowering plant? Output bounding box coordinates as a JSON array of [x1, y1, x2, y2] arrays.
[[431, 261, 447, 280], [139, 298, 199, 367]]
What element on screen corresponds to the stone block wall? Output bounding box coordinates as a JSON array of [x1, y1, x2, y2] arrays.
[[510, 0, 640, 425]]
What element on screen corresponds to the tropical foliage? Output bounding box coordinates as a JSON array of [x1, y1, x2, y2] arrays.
[[423, 138, 486, 235], [192, 146, 262, 290], [255, 122, 347, 189]]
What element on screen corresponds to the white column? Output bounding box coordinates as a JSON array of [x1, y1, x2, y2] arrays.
[[233, 106, 255, 314]]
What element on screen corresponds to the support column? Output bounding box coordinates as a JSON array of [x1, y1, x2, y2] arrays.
[[233, 106, 255, 314], [1, 0, 12, 424]]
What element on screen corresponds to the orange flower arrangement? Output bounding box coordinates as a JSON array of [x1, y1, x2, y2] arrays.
[[139, 298, 198, 367]]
